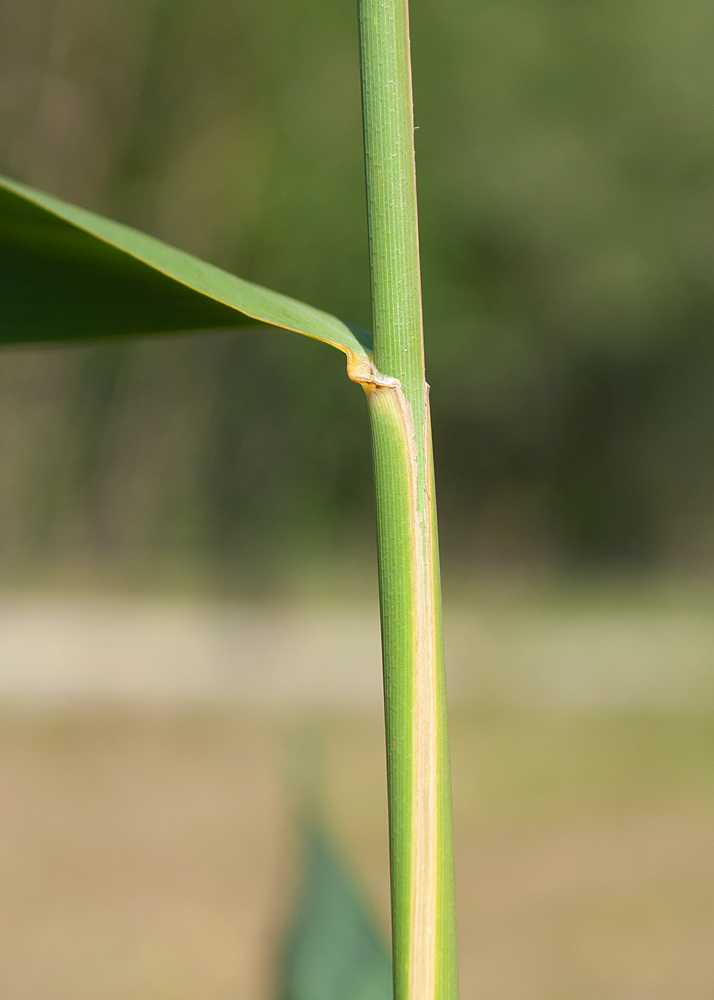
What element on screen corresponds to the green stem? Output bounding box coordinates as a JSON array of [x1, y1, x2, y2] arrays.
[[354, 1, 459, 997]]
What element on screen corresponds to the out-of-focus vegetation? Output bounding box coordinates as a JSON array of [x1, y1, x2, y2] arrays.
[[3, 0, 714, 585]]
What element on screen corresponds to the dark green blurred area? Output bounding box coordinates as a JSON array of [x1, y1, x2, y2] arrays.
[[2, 0, 714, 587]]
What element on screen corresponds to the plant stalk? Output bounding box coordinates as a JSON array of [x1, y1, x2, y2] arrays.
[[355, 1, 459, 997]]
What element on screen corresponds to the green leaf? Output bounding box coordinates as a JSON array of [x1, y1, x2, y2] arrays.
[[281, 827, 393, 1000], [0, 174, 371, 365]]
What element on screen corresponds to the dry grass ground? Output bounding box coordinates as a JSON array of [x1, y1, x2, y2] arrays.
[[1, 710, 714, 999]]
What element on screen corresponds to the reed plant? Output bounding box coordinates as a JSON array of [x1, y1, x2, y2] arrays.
[[0, 1, 458, 997]]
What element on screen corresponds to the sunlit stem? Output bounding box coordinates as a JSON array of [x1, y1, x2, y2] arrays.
[[355, 0, 459, 997]]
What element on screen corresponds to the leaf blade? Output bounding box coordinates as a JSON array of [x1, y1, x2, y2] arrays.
[[0, 174, 371, 362]]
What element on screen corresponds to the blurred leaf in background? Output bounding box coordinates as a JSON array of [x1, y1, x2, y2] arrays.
[[280, 827, 392, 1000]]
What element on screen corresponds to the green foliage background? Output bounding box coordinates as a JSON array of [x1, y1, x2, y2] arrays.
[[2, 0, 714, 582]]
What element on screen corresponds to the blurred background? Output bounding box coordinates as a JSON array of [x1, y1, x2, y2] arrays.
[[2, 0, 714, 996]]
